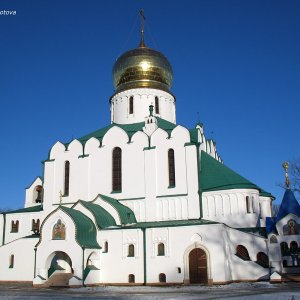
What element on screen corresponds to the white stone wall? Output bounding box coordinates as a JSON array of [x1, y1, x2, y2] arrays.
[[4, 211, 46, 244], [202, 189, 272, 228], [0, 237, 37, 281], [44, 123, 201, 222], [111, 88, 176, 124]]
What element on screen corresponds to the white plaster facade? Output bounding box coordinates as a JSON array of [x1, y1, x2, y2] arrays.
[[1, 33, 294, 287]]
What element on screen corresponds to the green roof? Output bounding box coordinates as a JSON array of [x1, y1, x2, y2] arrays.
[[70, 117, 194, 146], [98, 194, 137, 225], [3, 205, 43, 215], [78, 200, 117, 229], [118, 219, 217, 229], [200, 151, 270, 194], [60, 207, 100, 249]]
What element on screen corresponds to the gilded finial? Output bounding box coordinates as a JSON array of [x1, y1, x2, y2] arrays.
[[59, 190, 63, 206], [282, 161, 290, 189], [139, 9, 146, 47]]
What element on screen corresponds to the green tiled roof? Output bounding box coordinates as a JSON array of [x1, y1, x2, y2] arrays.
[[200, 151, 273, 196], [156, 117, 177, 135], [99, 194, 137, 225], [72, 117, 194, 146], [78, 200, 117, 229], [3, 205, 43, 215], [120, 219, 217, 229], [60, 207, 100, 249]]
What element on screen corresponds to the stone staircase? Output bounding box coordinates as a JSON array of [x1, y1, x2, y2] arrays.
[[46, 272, 73, 287]]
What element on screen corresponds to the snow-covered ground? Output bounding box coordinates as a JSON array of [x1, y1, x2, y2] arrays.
[[0, 282, 299, 299]]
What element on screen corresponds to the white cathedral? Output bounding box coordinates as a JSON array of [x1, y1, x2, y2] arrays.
[[1, 20, 299, 287]]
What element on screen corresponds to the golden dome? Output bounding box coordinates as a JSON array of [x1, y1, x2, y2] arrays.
[[112, 45, 173, 93]]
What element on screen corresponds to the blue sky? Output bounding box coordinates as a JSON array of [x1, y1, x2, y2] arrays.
[[0, 0, 299, 209]]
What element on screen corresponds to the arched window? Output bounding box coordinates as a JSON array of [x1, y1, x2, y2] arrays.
[[9, 254, 14, 268], [112, 147, 122, 192], [52, 219, 66, 240], [290, 241, 298, 253], [11, 221, 19, 233], [35, 185, 43, 203], [159, 273, 166, 283], [128, 274, 135, 283], [129, 96, 134, 114], [270, 235, 278, 243], [236, 245, 250, 260], [155, 96, 159, 114], [168, 149, 175, 187], [32, 219, 40, 233], [64, 161, 70, 196], [128, 244, 135, 257], [103, 241, 108, 253], [157, 243, 165, 256], [256, 252, 269, 268], [280, 242, 289, 256], [283, 260, 287, 267]]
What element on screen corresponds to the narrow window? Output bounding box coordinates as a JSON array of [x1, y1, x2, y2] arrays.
[[290, 241, 298, 253], [32, 219, 40, 233], [35, 185, 43, 203], [129, 96, 134, 114], [157, 243, 165, 256], [9, 255, 14, 268], [280, 242, 289, 256], [246, 196, 251, 213], [256, 252, 269, 268], [155, 96, 159, 114], [11, 221, 19, 233], [251, 196, 255, 213], [112, 147, 122, 192], [128, 274, 135, 283], [159, 273, 166, 283], [103, 241, 108, 253], [168, 149, 175, 187], [236, 245, 250, 260], [128, 244, 135, 257], [64, 161, 70, 196]]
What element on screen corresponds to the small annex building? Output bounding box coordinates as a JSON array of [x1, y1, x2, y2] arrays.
[[0, 21, 299, 287]]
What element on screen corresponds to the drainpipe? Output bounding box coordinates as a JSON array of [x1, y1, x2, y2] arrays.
[[142, 228, 147, 285], [195, 143, 203, 219], [2, 213, 6, 245], [82, 247, 85, 287], [34, 247, 37, 278]]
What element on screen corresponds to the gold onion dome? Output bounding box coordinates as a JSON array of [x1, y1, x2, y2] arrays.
[[112, 43, 173, 93]]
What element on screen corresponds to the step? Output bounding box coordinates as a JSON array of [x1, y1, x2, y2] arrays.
[[46, 272, 73, 287]]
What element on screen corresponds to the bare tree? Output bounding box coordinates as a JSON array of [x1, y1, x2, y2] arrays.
[[289, 158, 300, 196]]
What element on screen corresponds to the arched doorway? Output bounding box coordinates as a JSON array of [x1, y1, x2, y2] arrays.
[[46, 251, 73, 287], [189, 248, 208, 284], [47, 251, 73, 277]]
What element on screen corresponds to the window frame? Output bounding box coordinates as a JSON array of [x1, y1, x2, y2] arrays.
[[112, 147, 122, 192], [168, 149, 176, 188], [129, 96, 134, 114], [64, 161, 70, 196]]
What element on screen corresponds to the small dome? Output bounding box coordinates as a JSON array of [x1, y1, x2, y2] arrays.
[[112, 45, 173, 93]]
